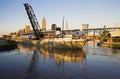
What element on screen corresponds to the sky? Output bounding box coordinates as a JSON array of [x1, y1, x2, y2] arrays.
[[0, 0, 120, 36]]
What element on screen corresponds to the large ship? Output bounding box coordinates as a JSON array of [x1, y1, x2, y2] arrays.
[[39, 28, 86, 49], [40, 36, 86, 49]]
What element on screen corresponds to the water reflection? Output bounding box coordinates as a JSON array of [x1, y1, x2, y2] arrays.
[[17, 44, 86, 79], [25, 50, 39, 79], [85, 41, 120, 59], [17, 44, 86, 65], [40, 48, 86, 66], [1, 43, 120, 79], [17, 44, 37, 54]]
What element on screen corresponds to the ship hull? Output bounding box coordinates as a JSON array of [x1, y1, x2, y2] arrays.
[[40, 38, 86, 49]]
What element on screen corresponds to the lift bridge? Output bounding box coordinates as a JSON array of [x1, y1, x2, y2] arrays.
[[24, 3, 44, 40]]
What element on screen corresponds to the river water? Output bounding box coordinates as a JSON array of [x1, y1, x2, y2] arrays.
[[0, 41, 120, 79]]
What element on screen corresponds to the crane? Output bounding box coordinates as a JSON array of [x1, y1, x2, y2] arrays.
[[24, 3, 44, 40]]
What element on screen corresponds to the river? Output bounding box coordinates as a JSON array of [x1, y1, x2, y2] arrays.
[[0, 41, 120, 79]]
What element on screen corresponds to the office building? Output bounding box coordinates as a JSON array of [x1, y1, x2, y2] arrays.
[[42, 17, 46, 30], [51, 24, 57, 30], [25, 25, 31, 33]]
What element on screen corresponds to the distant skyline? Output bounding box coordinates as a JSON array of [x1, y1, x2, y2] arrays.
[[0, 0, 120, 36]]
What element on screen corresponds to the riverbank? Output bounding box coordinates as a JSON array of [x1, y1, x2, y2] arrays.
[[97, 42, 120, 49], [0, 39, 17, 51]]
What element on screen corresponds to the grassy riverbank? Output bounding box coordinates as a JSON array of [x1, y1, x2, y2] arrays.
[[0, 40, 17, 51], [112, 44, 120, 49]]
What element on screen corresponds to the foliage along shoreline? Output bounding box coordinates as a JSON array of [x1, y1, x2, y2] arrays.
[[0, 40, 17, 51]]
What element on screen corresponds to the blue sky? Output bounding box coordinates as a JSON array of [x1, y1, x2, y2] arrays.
[[0, 0, 120, 36]]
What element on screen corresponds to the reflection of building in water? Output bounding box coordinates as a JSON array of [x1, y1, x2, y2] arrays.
[[39, 48, 49, 61], [54, 50, 86, 66], [17, 44, 37, 54], [40, 48, 86, 66]]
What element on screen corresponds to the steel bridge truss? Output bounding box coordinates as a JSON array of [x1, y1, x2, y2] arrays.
[[24, 3, 43, 39]]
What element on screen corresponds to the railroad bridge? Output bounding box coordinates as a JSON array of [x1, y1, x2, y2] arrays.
[[21, 26, 120, 40]]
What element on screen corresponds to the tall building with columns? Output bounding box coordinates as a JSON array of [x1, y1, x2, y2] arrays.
[[41, 17, 46, 30]]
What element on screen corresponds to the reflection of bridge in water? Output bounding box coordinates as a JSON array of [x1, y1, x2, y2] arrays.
[[17, 44, 86, 79], [17, 44, 86, 68]]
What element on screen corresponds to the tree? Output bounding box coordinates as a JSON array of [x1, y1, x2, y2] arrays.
[[100, 30, 111, 42]]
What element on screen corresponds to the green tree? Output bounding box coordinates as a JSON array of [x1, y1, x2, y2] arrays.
[[101, 30, 111, 42]]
